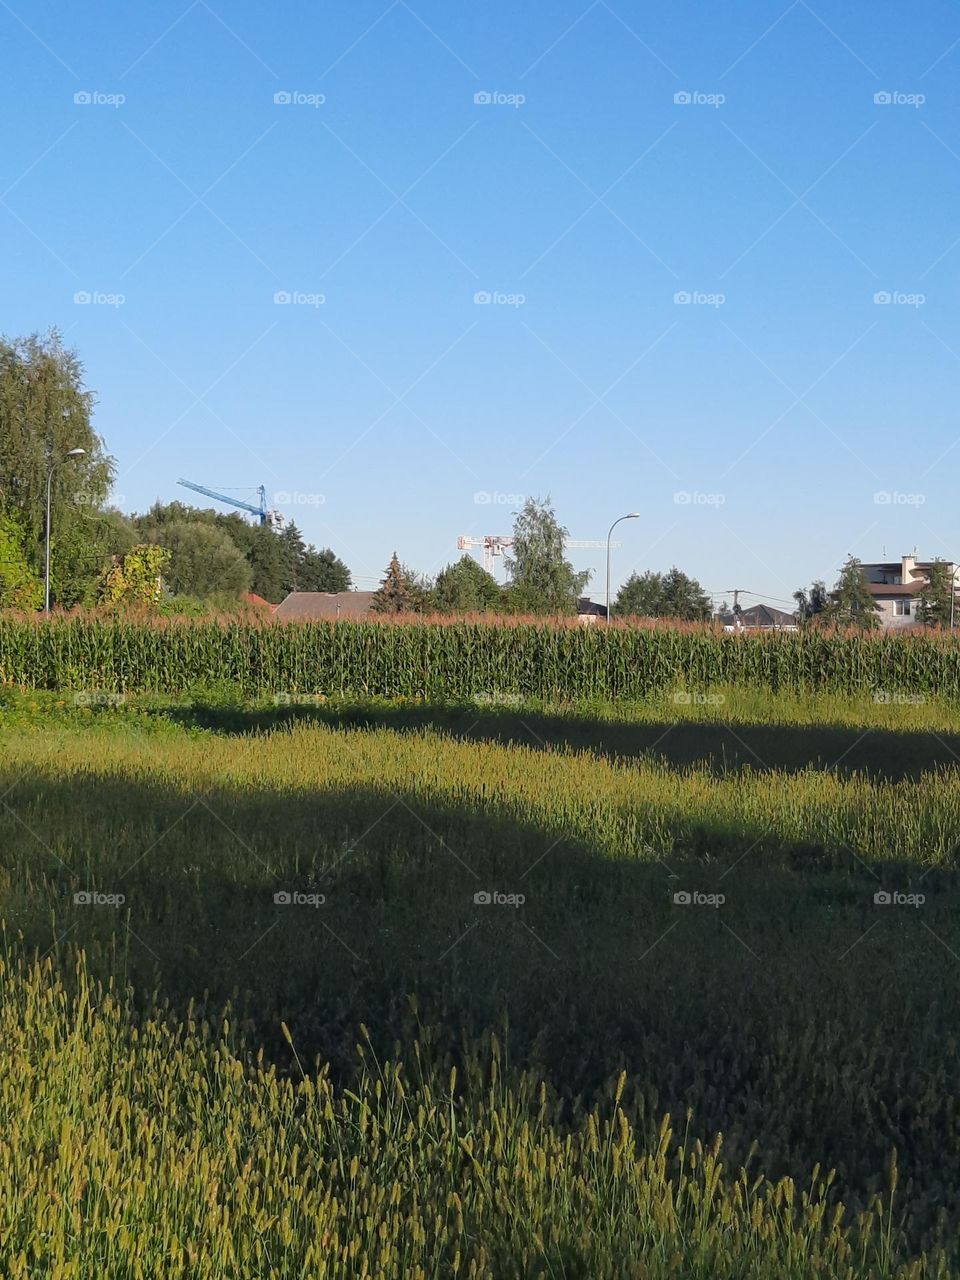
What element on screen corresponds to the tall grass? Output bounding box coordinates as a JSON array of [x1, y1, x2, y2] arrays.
[[3, 615, 960, 698], [0, 949, 945, 1279], [3, 709, 960, 1260]]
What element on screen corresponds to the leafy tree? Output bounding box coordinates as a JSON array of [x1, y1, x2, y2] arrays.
[[613, 570, 664, 618], [430, 555, 503, 614], [243, 524, 295, 602], [157, 594, 209, 618], [0, 511, 43, 609], [503, 497, 588, 615], [47, 511, 136, 608], [828, 556, 881, 629], [0, 332, 114, 604], [133, 501, 208, 539], [97, 544, 170, 607], [917, 559, 956, 628], [150, 522, 252, 600], [614, 567, 711, 621], [298, 546, 351, 593], [133, 506, 348, 603], [371, 552, 425, 614], [793, 580, 829, 625]]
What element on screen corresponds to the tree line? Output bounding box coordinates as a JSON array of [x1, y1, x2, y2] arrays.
[[370, 500, 717, 619], [0, 332, 349, 610], [4, 331, 957, 625]]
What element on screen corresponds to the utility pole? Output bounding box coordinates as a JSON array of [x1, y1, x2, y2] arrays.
[[726, 588, 746, 631]]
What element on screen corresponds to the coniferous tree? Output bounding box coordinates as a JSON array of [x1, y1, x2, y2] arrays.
[[917, 559, 956, 628], [828, 556, 881, 628], [371, 552, 423, 614], [298, 546, 351, 593]]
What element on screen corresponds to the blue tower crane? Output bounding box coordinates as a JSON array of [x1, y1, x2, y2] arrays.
[[176, 479, 284, 530]]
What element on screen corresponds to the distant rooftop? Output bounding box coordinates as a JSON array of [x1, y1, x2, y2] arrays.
[[274, 591, 376, 621]]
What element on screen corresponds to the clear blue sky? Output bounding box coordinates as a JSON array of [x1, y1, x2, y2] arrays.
[[3, 0, 960, 603]]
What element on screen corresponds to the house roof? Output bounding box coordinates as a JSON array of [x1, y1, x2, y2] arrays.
[[738, 603, 796, 627], [244, 593, 277, 611], [577, 597, 608, 617], [864, 582, 923, 596], [274, 591, 376, 620]]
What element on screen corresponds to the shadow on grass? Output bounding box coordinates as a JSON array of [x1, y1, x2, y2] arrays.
[[160, 700, 960, 780], [1, 764, 959, 1248]]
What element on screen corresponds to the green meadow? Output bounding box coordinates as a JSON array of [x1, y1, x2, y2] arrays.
[[2, 683, 960, 1277]]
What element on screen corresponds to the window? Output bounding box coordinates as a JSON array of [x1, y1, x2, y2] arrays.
[[894, 599, 911, 616]]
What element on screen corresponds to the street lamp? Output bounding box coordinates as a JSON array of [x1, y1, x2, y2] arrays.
[[44, 447, 86, 613], [605, 512, 639, 623]]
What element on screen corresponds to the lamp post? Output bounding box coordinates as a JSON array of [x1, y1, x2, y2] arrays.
[[44, 448, 86, 613], [605, 512, 639, 623]]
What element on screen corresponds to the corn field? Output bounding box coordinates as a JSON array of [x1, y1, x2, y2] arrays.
[[2, 615, 960, 697]]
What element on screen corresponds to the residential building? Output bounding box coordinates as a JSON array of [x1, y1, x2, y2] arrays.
[[576, 597, 608, 624], [859, 554, 960, 629], [718, 603, 798, 631]]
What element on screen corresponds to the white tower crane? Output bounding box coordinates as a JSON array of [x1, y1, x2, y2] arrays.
[[457, 535, 619, 579]]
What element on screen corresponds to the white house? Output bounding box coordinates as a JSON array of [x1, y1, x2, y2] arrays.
[[859, 554, 960, 628]]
